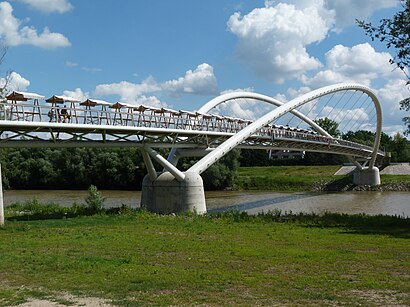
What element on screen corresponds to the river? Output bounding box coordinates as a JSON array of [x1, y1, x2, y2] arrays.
[[3, 190, 410, 217]]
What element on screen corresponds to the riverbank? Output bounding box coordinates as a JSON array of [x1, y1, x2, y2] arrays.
[[233, 165, 410, 192], [0, 211, 409, 306]]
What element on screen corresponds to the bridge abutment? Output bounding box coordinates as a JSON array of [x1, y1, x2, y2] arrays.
[[141, 171, 207, 214], [353, 167, 381, 186]]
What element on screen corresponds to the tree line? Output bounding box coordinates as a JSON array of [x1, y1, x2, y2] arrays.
[[0, 147, 240, 191], [0, 128, 408, 190], [240, 129, 410, 167]]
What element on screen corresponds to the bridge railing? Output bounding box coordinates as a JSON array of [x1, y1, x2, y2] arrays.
[[0, 100, 380, 154], [0, 100, 255, 132]]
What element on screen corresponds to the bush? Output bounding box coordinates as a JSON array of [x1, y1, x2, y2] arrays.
[[84, 185, 105, 214]]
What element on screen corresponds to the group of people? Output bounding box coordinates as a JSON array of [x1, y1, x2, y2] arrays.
[[48, 105, 69, 123]]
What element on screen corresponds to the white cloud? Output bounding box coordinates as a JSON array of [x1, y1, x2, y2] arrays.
[[133, 95, 165, 108], [325, 0, 398, 31], [163, 63, 218, 96], [376, 79, 410, 134], [224, 1, 407, 137], [94, 63, 218, 107], [282, 0, 398, 30], [301, 43, 399, 87], [0, 1, 70, 48], [210, 87, 276, 120], [220, 87, 254, 95], [0, 71, 30, 92], [63, 88, 89, 101], [94, 76, 161, 104], [227, 1, 332, 83], [377, 79, 410, 113], [320, 106, 369, 124], [211, 98, 274, 120], [227, 1, 401, 83], [383, 124, 408, 137], [18, 0, 73, 13]]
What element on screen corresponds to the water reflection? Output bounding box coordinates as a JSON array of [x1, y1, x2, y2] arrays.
[[206, 191, 410, 217], [3, 190, 410, 217]]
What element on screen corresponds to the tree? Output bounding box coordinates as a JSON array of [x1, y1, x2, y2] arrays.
[[239, 149, 271, 167], [303, 118, 346, 165], [201, 149, 240, 190], [357, 1, 410, 134], [342, 130, 376, 147], [390, 132, 410, 162], [314, 117, 341, 137]]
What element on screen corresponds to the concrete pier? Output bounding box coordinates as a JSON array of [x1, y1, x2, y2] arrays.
[[141, 171, 207, 214], [353, 167, 381, 186]]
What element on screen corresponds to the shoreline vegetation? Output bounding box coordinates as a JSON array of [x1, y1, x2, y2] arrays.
[[233, 165, 410, 192]]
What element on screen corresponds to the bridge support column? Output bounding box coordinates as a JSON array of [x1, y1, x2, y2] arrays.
[[141, 171, 206, 214], [353, 167, 381, 186]]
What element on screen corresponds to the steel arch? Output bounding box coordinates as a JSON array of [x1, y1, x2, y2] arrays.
[[188, 83, 382, 174]]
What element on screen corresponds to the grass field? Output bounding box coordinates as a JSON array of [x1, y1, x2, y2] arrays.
[[233, 165, 410, 191], [1, 211, 409, 306]]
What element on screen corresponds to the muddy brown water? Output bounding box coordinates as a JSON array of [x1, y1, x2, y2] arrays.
[[4, 190, 410, 217]]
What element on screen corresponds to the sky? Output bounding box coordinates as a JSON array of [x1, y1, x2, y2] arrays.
[[0, 0, 409, 137]]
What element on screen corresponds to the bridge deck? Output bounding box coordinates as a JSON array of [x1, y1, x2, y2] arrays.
[[0, 99, 383, 159]]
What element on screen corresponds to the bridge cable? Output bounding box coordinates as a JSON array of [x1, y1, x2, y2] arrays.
[[353, 100, 376, 132], [321, 90, 356, 125], [339, 94, 370, 132], [293, 91, 337, 129]]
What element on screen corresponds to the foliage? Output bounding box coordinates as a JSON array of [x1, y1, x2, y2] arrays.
[[343, 130, 376, 147], [390, 132, 410, 161], [303, 118, 346, 165], [239, 127, 409, 167], [343, 130, 410, 162], [6, 199, 68, 216], [314, 117, 341, 137], [84, 185, 105, 214], [0, 147, 146, 190], [0, 147, 240, 190], [357, 1, 410, 134], [357, 0, 410, 79], [239, 149, 271, 166], [0, 213, 409, 306], [401, 98, 410, 135], [180, 149, 240, 190]]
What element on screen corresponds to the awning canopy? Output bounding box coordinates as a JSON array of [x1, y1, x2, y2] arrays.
[[6, 91, 45, 101], [46, 95, 81, 104], [80, 99, 112, 107], [110, 102, 135, 109]]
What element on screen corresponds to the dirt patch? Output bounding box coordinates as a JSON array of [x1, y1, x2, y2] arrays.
[[16, 295, 114, 307], [350, 289, 409, 306]]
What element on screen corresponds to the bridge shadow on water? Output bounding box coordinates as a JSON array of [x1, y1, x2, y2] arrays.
[[208, 193, 316, 214]]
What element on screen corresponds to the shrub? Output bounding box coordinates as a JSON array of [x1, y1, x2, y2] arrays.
[[84, 185, 105, 214]]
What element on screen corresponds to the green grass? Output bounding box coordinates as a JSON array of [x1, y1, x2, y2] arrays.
[[0, 211, 409, 306], [234, 165, 343, 191], [381, 174, 410, 184], [233, 165, 410, 191]]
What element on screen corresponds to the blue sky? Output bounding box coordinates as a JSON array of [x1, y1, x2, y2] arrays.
[[0, 0, 409, 137]]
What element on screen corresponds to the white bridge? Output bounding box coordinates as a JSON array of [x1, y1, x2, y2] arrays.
[[0, 83, 384, 214]]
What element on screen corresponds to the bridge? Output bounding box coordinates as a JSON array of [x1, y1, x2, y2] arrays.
[[0, 83, 384, 217]]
